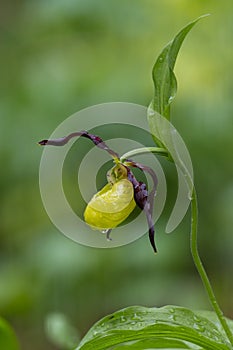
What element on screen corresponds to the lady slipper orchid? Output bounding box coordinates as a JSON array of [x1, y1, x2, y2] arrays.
[[39, 131, 158, 252]]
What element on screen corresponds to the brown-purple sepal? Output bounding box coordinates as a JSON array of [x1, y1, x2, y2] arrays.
[[126, 167, 157, 253], [38, 131, 119, 158], [38, 139, 48, 145]]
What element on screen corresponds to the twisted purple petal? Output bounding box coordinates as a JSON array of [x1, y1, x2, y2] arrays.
[[38, 131, 119, 159]]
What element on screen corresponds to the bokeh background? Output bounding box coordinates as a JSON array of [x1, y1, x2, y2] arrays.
[[1, 0, 233, 349]]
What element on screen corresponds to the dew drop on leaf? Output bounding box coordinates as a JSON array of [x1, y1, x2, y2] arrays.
[[168, 314, 175, 321], [132, 313, 139, 320], [188, 191, 193, 200], [193, 315, 201, 323]]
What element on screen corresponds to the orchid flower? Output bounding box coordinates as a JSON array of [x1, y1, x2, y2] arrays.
[[39, 131, 158, 252]]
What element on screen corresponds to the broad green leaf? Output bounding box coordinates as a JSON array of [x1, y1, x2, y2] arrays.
[[74, 305, 231, 350], [45, 312, 80, 349], [148, 15, 208, 121], [0, 317, 19, 350]]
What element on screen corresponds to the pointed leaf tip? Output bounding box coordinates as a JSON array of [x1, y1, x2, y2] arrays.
[[150, 15, 209, 121]]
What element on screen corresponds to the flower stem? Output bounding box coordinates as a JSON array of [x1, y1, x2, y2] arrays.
[[191, 188, 233, 347], [120, 147, 169, 162]]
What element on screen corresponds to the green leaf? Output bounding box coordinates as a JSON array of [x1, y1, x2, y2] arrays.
[[0, 317, 19, 350], [45, 312, 80, 350], [111, 338, 192, 349], [195, 310, 233, 336], [149, 14, 209, 121], [74, 305, 231, 350]]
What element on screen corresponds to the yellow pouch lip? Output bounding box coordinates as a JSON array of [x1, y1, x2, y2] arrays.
[[84, 179, 136, 231], [87, 179, 135, 214]]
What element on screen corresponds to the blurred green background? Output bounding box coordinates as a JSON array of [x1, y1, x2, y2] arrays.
[[1, 0, 233, 349]]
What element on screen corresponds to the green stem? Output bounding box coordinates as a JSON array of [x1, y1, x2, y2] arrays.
[[120, 147, 169, 162], [191, 188, 233, 347], [120, 146, 233, 348]]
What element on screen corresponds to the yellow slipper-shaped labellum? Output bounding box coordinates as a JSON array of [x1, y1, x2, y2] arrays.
[[84, 179, 136, 231]]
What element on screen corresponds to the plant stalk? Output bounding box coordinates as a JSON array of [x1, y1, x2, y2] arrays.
[[191, 188, 233, 348], [120, 147, 169, 162]]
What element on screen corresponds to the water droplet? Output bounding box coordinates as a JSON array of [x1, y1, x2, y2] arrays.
[[168, 309, 177, 322], [199, 326, 205, 332], [120, 316, 126, 323], [148, 109, 155, 117], [168, 96, 174, 103], [193, 315, 201, 322], [168, 314, 175, 321], [159, 56, 163, 62], [132, 313, 140, 320], [131, 321, 136, 326], [188, 191, 193, 200], [193, 323, 205, 332]]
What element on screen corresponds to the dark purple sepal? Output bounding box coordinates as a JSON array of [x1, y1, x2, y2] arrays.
[[38, 131, 119, 159], [126, 166, 157, 253]]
